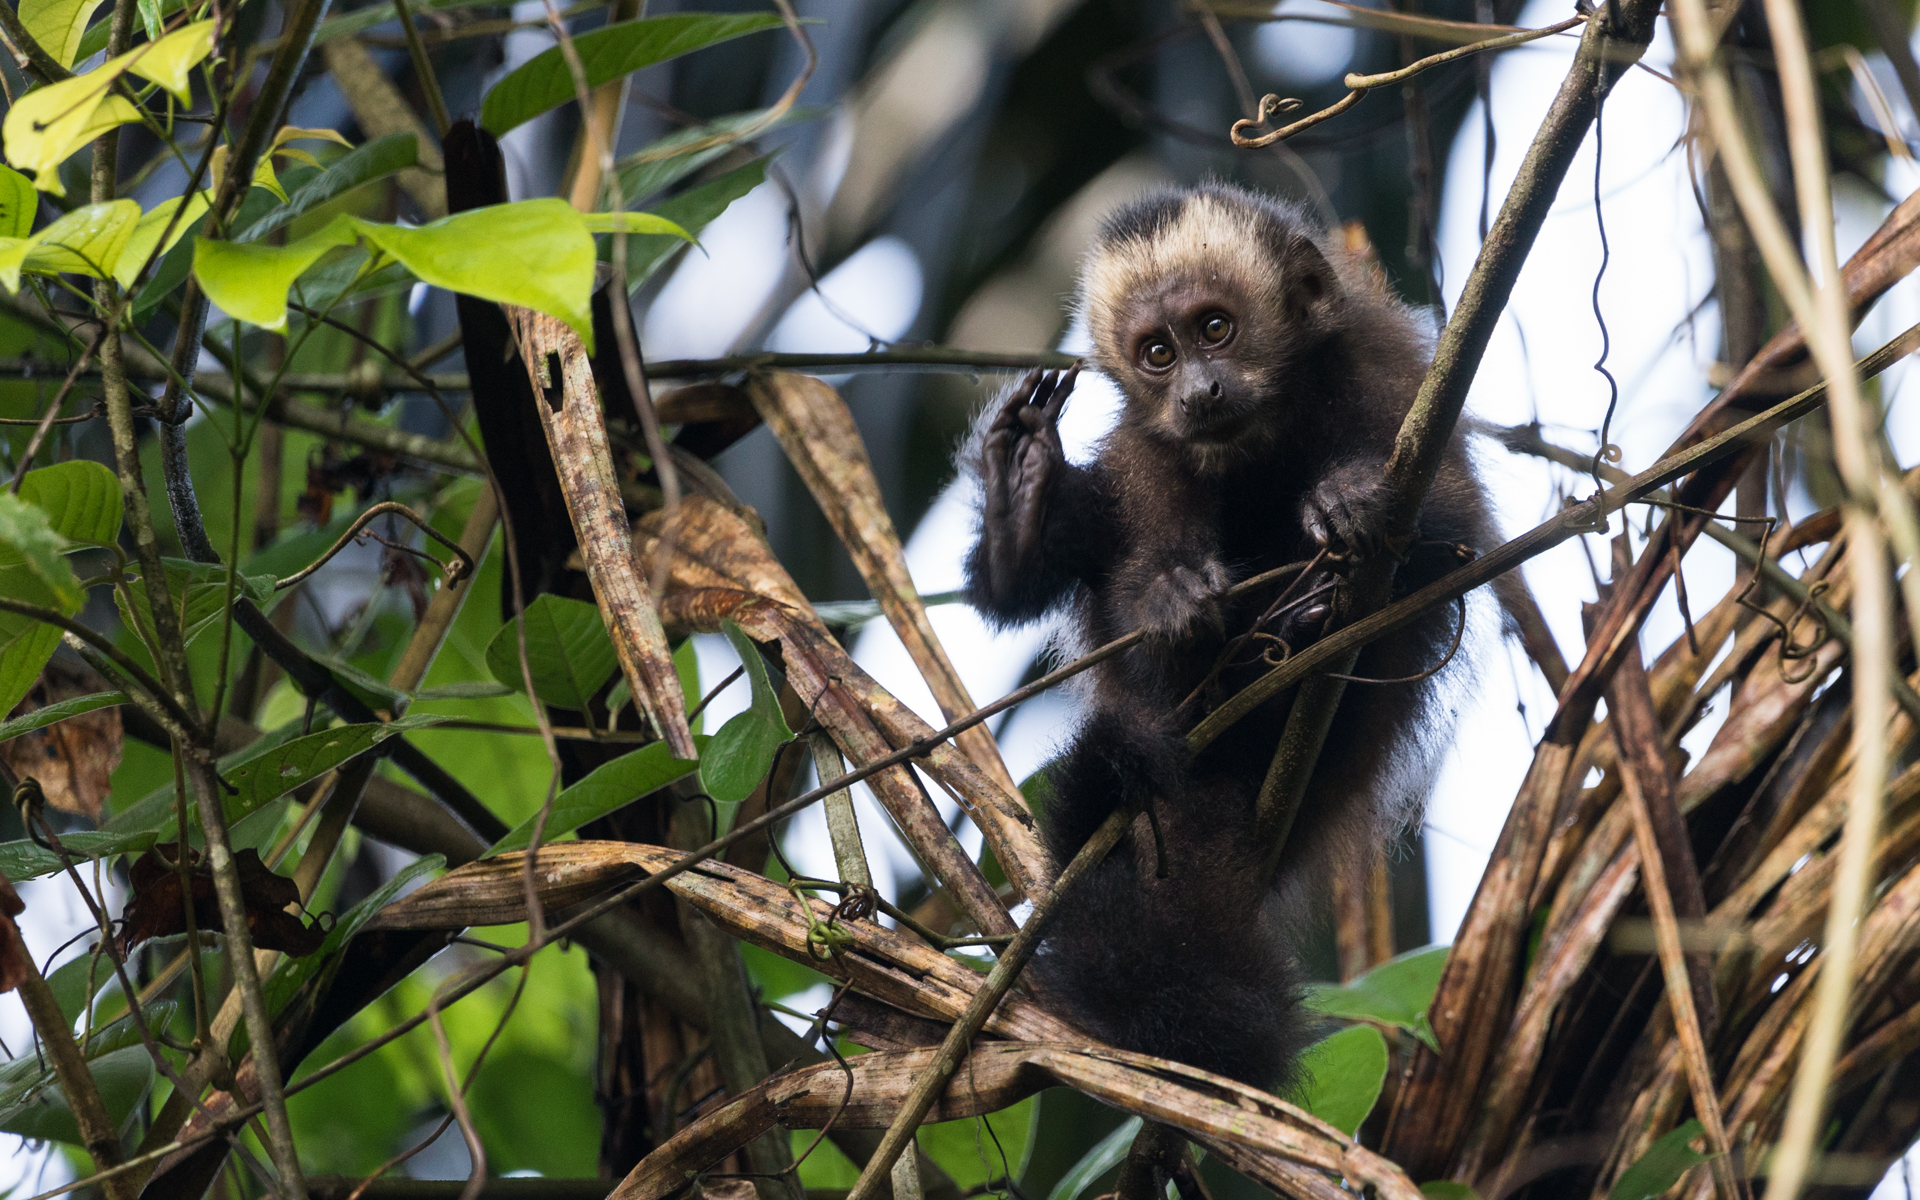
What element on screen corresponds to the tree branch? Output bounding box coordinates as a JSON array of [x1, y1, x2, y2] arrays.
[[1237, 0, 1663, 874]]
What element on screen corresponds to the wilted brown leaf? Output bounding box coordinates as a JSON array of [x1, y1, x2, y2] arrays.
[[2, 680, 123, 819], [118, 843, 324, 956], [748, 371, 1020, 798], [507, 305, 694, 759], [614, 1041, 1419, 1200], [640, 499, 1047, 911]]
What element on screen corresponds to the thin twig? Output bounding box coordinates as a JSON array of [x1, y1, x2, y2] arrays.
[[273, 500, 476, 590], [1230, 14, 1586, 146]]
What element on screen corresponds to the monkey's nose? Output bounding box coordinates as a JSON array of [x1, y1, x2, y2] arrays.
[[1208, 381, 1222, 398]]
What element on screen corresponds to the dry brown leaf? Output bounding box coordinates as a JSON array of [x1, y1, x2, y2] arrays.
[[118, 843, 324, 956], [507, 306, 694, 759], [613, 1041, 1420, 1200], [2, 681, 122, 819], [639, 498, 1048, 910], [747, 372, 1020, 798]]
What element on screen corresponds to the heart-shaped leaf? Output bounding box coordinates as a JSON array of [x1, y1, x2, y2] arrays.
[[1292, 1024, 1388, 1137], [698, 620, 793, 804], [484, 594, 620, 711]]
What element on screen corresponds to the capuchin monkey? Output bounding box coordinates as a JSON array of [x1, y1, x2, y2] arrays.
[[964, 184, 1496, 1090]]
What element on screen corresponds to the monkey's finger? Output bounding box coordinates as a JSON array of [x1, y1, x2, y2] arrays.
[[1040, 363, 1081, 423], [994, 369, 1046, 428]]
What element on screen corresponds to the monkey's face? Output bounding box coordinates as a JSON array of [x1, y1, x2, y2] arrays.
[[1110, 278, 1296, 454]]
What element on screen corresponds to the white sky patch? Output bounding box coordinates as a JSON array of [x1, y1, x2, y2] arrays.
[[1251, 1, 1358, 91], [644, 181, 792, 360], [770, 234, 925, 360]]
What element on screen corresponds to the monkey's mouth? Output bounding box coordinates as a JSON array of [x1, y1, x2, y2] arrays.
[[1179, 407, 1252, 444]]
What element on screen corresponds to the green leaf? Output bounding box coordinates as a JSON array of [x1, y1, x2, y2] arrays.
[[197, 200, 601, 346], [579, 211, 694, 242], [413, 680, 514, 702], [485, 594, 620, 711], [115, 558, 276, 660], [1305, 944, 1448, 1052], [699, 620, 794, 804], [0, 470, 100, 716], [625, 156, 769, 290], [192, 216, 359, 331], [0, 829, 156, 882], [72, 0, 185, 59], [18, 459, 123, 545], [113, 192, 210, 289], [0, 1046, 152, 1143], [308, 653, 409, 712], [19, 0, 106, 67], [1293, 1025, 1388, 1137], [210, 714, 453, 828], [0, 489, 81, 608], [0, 689, 125, 743], [1420, 1185, 1485, 1199], [47, 948, 114, 1023], [0, 625, 61, 723], [240, 133, 419, 243], [614, 105, 820, 208], [354, 199, 598, 346], [12, 199, 141, 285], [0, 22, 214, 193], [480, 13, 788, 136], [1609, 1121, 1713, 1200], [1045, 1116, 1142, 1200], [490, 739, 702, 854], [0, 165, 37, 238]]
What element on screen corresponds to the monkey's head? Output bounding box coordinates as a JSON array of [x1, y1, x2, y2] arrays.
[[1079, 185, 1352, 468]]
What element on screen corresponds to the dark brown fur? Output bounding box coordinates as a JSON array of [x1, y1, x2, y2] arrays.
[[965, 184, 1495, 1089]]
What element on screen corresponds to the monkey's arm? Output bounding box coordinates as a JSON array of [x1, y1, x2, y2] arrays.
[[967, 368, 1109, 623]]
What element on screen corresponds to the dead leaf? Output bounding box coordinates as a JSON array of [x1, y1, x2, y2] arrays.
[[0, 871, 29, 994], [747, 371, 1019, 796], [507, 305, 694, 758], [2, 680, 123, 819], [613, 1041, 1418, 1200], [118, 843, 324, 956]]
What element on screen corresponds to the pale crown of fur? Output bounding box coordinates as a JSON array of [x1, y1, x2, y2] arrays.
[[1077, 191, 1291, 372]]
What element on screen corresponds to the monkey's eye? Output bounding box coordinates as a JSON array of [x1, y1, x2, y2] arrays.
[[1199, 313, 1233, 345], [1139, 339, 1176, 370]]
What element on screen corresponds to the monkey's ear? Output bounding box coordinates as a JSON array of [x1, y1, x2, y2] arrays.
[[1281, 236, 1342, 330]]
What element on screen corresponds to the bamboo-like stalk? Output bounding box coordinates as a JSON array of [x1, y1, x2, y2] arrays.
[[1666, 1, 1903, 1193]]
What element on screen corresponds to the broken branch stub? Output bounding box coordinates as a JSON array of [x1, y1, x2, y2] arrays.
[[506, 306, 693, 758]]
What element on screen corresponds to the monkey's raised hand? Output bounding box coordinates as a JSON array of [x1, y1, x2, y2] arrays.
[[1303, 458, 1398, 563], [977, 366, 1078, 603]]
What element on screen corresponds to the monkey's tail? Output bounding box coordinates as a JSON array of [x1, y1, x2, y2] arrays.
[[1032, 709, 1320, 1091], [1034, 848, 1317, 1091]]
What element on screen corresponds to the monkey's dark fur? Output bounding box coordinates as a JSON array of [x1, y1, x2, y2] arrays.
[[964, 184, 1496, 1091]]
